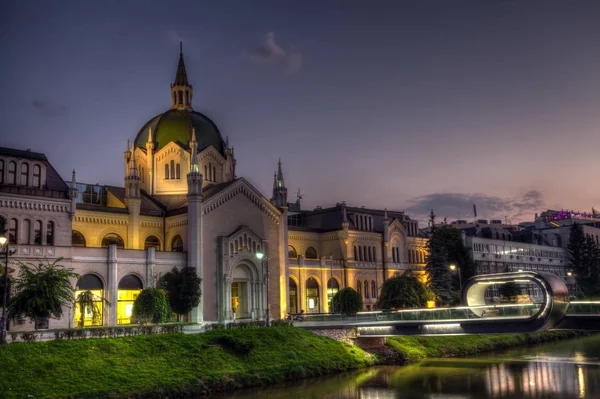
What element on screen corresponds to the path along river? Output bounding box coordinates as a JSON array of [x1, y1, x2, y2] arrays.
[[217, 334, 600, 399]]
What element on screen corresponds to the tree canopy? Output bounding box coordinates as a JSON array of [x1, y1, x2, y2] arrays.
[[376, 271, 432, 309], [567, 223, 600, 298], [332, 287, 363, 315], [158, 266, 202, 319], [132, 288, 170, 325]]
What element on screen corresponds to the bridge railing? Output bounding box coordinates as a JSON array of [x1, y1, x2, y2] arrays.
[[300, 303, 543, 324], [566, 301, 600, 315]]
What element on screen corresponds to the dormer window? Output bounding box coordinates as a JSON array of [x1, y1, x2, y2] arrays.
[[7, 161, 16, 184], [20, 163, 29, 186], [32, 164, 41, 188]]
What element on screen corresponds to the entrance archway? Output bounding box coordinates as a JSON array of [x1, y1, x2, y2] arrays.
[[75, 274, 105, 327], [230, 263, 257, 320], [306, 277, 320, 313]]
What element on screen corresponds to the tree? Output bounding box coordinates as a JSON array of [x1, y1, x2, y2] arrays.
[[8, 258, 78, 330], [432, 225, 477, 289], [376, 270, 432, 309], [567, 223, 600, 298], [425, 210, 453, 306], [132, 288, 169, 324], [158, 267, 201, 321], [332, 287, 363, 315]]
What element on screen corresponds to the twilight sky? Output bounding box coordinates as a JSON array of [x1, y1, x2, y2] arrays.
[[1, 1, 600, 224]]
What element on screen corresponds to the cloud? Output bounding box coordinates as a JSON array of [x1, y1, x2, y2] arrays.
[[403, 190, 545, 224], [248, 32, 302, 74], [31, 100, 68, 117]]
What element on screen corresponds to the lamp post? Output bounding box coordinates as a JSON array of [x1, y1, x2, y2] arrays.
[[449, 264, 462, 292], [255, 251, 269, 327], [0, 233, 9, 345]]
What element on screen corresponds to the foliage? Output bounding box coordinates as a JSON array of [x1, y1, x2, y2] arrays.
[[498, 267, 521, 301], [425, 210, 453, 306], [567, 223, 600, 298], [75, 290, 111, 327], [432, 225, 477, 289], [8, 258, 78, 329], [132, 288, 170, 325], [376, 271, 432, 309], [158, 266, 202, 319], [332, 287, 363, 315], [0, 327, 375, 398]]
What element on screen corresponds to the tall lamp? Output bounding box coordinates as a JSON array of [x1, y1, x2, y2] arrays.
[[255, 251, 270, 327], [0, 232, 9, 345], [449, 264, 463, 292]]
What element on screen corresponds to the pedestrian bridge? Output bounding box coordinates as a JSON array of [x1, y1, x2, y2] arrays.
[[294, 271, 600, 336]]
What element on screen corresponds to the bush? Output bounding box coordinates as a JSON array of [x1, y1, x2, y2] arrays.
[[332, 287, 363, 315], [132, 288, 170, 324], [377, 271, 432, 310], [158, 267, 202, 320]]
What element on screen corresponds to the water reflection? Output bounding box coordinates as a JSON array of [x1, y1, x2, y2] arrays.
[[217, 336, 600, 399]]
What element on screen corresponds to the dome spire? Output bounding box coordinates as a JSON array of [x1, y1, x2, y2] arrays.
[[170, 42, 193, 110]]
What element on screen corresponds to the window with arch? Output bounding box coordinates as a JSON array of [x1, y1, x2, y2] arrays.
[[353, 245, 359, 261], [75, 274, 105, 326], [176, 163, 181, 179], [305, 246, 318, 259], [8, 161, 16, 184], [204, 165, 208, 179], [32, 164, 41, 188], [356, 280, 362, 296], [46, 221, 54, 245], [117, 274, 143, 325], [8, 218, 17, 243], [72, 231, 86, 247], [208, 163, 212, 181], [23, 220, 31, 245], [20, 163, 29, 186], [144, 235, 160, 250], [364, 280, 369, 298], [101, 233, 124, 248], [371, 281, 377, 299], [213, 166, 216, 182], [34, 220, 42, 245], [327, 278, 339, 312], [306, 277, 320, 313], [185, 91, 190, 105], [0, 159, 4, 184], [178, 90, 183, 105], [165, 163, 170, 179], [170, 160, 175, 179], [288, 245, 297, 258], [171, 235, 183, 252], [289, 278, 298, 314]]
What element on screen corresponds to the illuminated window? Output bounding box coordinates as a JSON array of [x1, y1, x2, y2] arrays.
[[101, 233, 124, 248], [117, 275, 143, 325], [32, 165, 41, 188], [171, 235, 183, 252], [20, 163, 28, 186], [72, 231, 86, 247], [7, 161, 16, 184], [75, 274, 104, 327], [305, 246, 317, 259], [289, 278, 298, 314], [144, 235, 160, 250], [46, 221, 54, 245], [288, 245, 297, 258], [306, 277, 320, 313], [34, 220, 42, 245], [8, 218, 17, 243]]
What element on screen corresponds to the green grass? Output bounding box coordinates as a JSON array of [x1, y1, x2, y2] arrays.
[[0, 327, 375, 399], [386, 330, 588, 363]]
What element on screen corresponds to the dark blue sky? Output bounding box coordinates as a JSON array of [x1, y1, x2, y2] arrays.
[[2, 1, 600, 223]]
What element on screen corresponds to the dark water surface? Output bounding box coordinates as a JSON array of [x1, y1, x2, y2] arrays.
[[216, 334, 600, 399]]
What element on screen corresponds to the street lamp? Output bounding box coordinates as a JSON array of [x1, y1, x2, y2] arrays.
[[0, 233, 9, 345], [449, 264, 462, 292], [255, 251, 270, 327]]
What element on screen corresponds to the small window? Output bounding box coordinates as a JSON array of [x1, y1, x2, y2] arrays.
[[32, 164, 41, 188], [178, 90, 183, 105], [165, 164, 170, 180], [170, 160, 175, 179], [171, 235, 183, 252], [72, 231, 86, 247], [8, 218, 18, 244], [176, 163, 181, 179], [101, 233, 124, 248], [185, 91, 190, 105], [371, 281, 377, 299], [20, 163, 29, 186], [46, 221, 54, 245], [34, 220, 42, 245], [288, 245, 297, 258], [208, 163, 212, 181], [364, 280, 369, 298], [144, 235, 160, 250], [204, 165, 208, 180], [213, 167, 216, 182], [305, 246, 318, 259], [354, 245, 358, 260], [356, 280, 362, 296], [8, 161, 16, 184]]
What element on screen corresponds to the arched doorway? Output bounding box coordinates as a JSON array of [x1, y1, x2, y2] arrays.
[[306, 277, 320, 313], [75, 274, 104, 327], [327, 278, 339, 312], [230, 264, 255, 319], [289, 278, 298, 314], [117, 275, 143, 324]]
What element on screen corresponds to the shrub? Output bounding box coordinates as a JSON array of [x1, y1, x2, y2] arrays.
[[158, 267, 202, 320], [132, 288, 170, 325], [332, 287, 363, 315], [377, 270, 432, 310]]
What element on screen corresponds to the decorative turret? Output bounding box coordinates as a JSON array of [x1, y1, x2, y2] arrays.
[[125, 148, 140, 199], [124, 139, 131, 179], [170, 42, 193, 110], [383, 208, 390, 242], [145, 128, 154, 194], [69, 169, 78, 220], [271, 158, 288, 208]]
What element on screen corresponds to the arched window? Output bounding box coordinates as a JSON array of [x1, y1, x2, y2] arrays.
[[288, 245, 297, 258], [32, 164, 41, 188], [371, 281, 377, 299], [289, 278, 298, 314], [20, 163, 29, 186], [0, 160, 4, 184], [327, 278, 339, 312], [72, 231, 86, 247], [213, 166, 217, 182], [208, 163, 212, 181], [75, 274, 105, 327], [171, 235, 183, 252], [46, 221, 54, 245], [356, 280, 362, 296], [170, 160, 175, 179], [306, 277, 320, 313], [117, 275, 143, 325], [144, 235, 160, 250], [8, 218, 17, 244], [305, 247, 317, 259], [176, 163, 181, 179], [354, 245, 358, 260], [178, 90, 183, 105], [165, 164, 170, 179], [34, 220, 42, 245], [204, 165, 208, 179], [8, 161, 16, 184], [185, 91, 190, 105], [364, 280, 369, 298], [359, 246, 364, 261], [101, 233, 124, 248], [23, 220, 31, 244]]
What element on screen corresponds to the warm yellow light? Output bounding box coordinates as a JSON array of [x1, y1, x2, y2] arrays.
[[256, 252, 264, 260], [426, 300, 436, 308], [449, 264, 456, 271], [0, 236, 6, 246]]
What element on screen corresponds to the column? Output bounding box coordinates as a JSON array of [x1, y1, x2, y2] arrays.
[[107, 244, 118, 326], [145, 246, 155, 286]]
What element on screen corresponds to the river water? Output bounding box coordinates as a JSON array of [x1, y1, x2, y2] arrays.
[[217, 334, 600, 399]]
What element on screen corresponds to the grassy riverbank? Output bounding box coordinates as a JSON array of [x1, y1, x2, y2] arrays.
[[386, 330, 588, 363], [0, 327, 375, 399]]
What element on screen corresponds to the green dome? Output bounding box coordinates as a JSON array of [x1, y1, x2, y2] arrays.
[[134, 109, 225, 155]]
